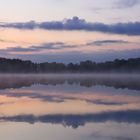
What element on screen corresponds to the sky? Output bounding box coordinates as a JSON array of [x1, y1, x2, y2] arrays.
[[0, 0, 140, 63]]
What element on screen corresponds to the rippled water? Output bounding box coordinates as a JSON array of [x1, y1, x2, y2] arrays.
[[0, 74, 140, 140]]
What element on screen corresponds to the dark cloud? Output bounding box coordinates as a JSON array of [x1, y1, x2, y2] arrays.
[[0, 17, 140, 35], [0, 40, 139, 63], [7, 46, 37, 52], [0, 42, 77, 53], [86, 40, 129, 46], [115, 0, 140, 9], [0, 39, 132, 54], [88, 100, 127, 105], [1, 21, 37, 29]]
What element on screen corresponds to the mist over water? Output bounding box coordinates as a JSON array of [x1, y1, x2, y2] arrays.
[[0, 73, 140, 90], [0, 74, 140, 140]]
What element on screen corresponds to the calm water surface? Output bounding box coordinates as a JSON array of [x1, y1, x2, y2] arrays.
[[0, 74, 140, 140]]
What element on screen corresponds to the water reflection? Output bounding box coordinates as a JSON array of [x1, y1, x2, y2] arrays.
[[0, 74, 140, 140], [0, 110, 140, 129]]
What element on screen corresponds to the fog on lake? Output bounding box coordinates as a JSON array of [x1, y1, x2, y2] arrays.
[[0, 74, 140, 140]]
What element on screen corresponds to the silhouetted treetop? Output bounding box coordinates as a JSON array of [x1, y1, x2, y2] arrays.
[[0, 57, 140, 73]]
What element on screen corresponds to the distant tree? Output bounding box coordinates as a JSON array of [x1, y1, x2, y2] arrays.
[[0, 57, 140, 73]]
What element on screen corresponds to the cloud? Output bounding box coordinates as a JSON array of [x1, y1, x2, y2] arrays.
[[1, 21, 37, 29], [0, 39, 132, 54], [0, 17, 140, 35], [115, 0, 140, 9], [0, 42, 77, 53], [0, 40, 139, 63], [0, 38, 33, 45], [86, 40, 129, 46], [0, 39, 134, 64]]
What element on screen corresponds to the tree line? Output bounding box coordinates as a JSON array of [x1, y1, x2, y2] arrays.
[[0, 57, 140, 73]]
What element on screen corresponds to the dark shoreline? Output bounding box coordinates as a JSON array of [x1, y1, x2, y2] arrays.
[[0, 57, 140, 73]]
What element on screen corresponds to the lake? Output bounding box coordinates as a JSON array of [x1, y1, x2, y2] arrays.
[[0, 74, 140, 140]]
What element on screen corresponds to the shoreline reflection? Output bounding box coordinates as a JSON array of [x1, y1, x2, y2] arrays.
[[0, 74, 140, 90], [0, 110, 140, 129]]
